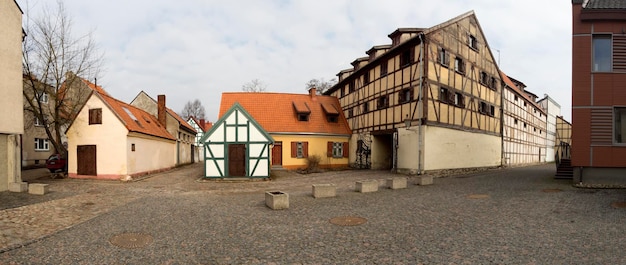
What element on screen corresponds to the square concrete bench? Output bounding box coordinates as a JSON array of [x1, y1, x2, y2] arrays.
[[416, 176, 433, 186], [312, 184, 336, 198], [28, 183, 49, 195], [356, 180, 378, 193], [9, 182, 29, 192], [386, 177, 407, 189], [265, 191, 289, 210]]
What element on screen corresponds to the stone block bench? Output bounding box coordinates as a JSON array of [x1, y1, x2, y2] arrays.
[[312, 184, 336, 198], [416, 176, 433, 186], [265, 191, 289, 210], [28, 183, 49, 195], [356, 180, 378, 193], [9, 182, 28, 192], [386, 177, 407, 189]]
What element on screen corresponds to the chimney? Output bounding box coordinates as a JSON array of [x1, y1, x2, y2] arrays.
[[200, 119, 206, 129], [157, 95, 166, 128], [309, 87, 317, 99]]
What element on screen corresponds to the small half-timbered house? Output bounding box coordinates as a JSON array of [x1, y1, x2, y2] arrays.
[[201, 103, 273, 178]]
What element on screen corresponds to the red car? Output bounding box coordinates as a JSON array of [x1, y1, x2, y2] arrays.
[[46, 154, 67, 173]]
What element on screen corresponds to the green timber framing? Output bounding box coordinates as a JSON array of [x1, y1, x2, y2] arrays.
[[200, 102, 274, 178]]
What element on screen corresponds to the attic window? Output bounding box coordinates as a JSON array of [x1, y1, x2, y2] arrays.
[[89, 108, 102, 125], [123, 107, 137, 121], [468, 34, 479, 50], [322, 103, 340, 123], [293, 101, 311, 122]]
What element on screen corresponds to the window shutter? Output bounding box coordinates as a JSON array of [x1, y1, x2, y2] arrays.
[[303, 142, 309, 158], [327, 142, 333, 157], [291, 142, 297, 158], [447, 90, 455, 103], [343, 142, 349, 158]]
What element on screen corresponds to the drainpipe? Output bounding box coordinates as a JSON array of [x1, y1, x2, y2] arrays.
[[417, 33, 425, 175]]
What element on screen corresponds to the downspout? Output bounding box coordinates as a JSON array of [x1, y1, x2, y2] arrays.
[[417, 33, 425, 175]]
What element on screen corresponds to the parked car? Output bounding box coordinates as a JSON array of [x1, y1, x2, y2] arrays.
[[46, 154, 67, 173]]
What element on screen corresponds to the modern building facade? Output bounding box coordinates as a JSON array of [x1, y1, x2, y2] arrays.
[[325, 11, 502, 173], [572, 0, 626, 183], [538, 95, 562, 163], [501, 72, 547, 166], [0, 0, 23, 191]]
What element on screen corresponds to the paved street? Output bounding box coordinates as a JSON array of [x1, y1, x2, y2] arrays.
[[1, 163, 626, 264]]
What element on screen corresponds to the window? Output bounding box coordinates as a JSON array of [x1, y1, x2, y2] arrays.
[[34, 138, 49, 151], [439, 87, 451, 103], [615, 108, 626, 143], [480, 72, 489, 85], [36, 91, 49, 104], [377, 95, 389, 109], [593, 35, 612, 72], [380, 60, 388, 76], [514, 95, 518, 101], [297, 113, 310, 121], [363, 102, 369, 113], [89, 108, 102, 125], [327, 142, 349, 158], [291, 141, 309, 158], [349, 81, 355, 93], [399, 88, 413, 104], [514, 119, 518, 125], [363, 71, 370, 84], [437, 48, 449, 67], [131, 143, 136, 152], [340, 87, 345, 97], [454, 92, 465, 108], [489, 77, 497, 90], [400, 49, 413, 67], [524, 122, 527, 128], [34, 116, 44, 126], [327, 114, 338, 123], [348, 108, 353, 118], [454, 57, 465, 73], [468, 34, 479, 50], [479, 102, 495, 116]]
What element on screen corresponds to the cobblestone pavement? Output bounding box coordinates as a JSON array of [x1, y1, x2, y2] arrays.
[[1, 163, 626, 264]]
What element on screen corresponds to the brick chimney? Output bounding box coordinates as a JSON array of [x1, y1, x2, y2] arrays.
[[199, 119, 206, 130], [157, 95, 166, 128], [309, 87, 317, 100]]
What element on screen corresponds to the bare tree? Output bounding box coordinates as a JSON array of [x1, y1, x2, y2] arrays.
[[22, 0, 103, 157], [241, 79, 267, 93], [181, 99, 206, 120], [305, 78, 337, 95]]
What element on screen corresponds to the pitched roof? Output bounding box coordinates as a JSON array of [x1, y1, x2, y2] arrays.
[[218, 92, 352, 135], [584, 0, 626, 9], [80, 78, 109, 96], [500, 71, 546, 115], [96, 92, 175, 140], [131, 91, 196, 134]]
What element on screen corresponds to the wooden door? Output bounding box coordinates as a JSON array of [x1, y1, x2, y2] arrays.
[[228, 144, 246, 177], [271, 142, 282, 166], [77, 145, 97, 176]]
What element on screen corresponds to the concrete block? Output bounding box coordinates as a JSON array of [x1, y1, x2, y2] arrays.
[[356, 180, 378, 193], [265, 191, 289, 210], [417, 176, 433, 186], [9, 182, 29, 192], [28, 183, 49, 195], [387, 177, 407, 189], [312, 184, 336, 198]]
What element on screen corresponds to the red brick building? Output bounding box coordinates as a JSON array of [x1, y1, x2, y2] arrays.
[[572, 0, 626, 184]]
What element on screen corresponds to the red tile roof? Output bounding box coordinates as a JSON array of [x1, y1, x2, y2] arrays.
[[219, 92, 352, 135], [166, 107, 196, 133], [500, 71, 546, 114], [80, 78, 109, 96], [97, 92, 175, 141]]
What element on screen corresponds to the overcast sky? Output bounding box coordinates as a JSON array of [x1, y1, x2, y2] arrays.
[[17, 0, 573, 122]]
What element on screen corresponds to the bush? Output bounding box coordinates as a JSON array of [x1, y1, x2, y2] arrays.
[[305, 155, 321, 173]]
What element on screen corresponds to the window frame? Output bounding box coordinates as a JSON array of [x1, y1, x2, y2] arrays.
[[380, 60, 388, 76], [34, 138, 50, 151], [454, 57, 465, 74], [592, 34, 612, 72], [437, 48, 449, 67], [377, 95, 389, 109], [89, 108, 102, 125], [468, 34, 479, 51], [332, 142, 343, 158], [400, 48, 414, 68]]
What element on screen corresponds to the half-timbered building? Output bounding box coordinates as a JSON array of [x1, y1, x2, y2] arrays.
[[325, 11, 502, 173], [501, 72, 547, 166]]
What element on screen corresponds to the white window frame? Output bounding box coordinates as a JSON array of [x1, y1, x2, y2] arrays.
[[332, 142, 344, 158], [296, 142, 304, 158], [34, 138, 50, 151]]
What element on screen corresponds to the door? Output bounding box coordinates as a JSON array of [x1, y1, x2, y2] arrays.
[[228, 144, 246, 177], [77, 145, 97, 176], [271, 142, 282, 166]]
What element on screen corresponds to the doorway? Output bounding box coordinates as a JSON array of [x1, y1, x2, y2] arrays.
[[271, 142, 282, 166], [228, 144, 246, 177], [77, 145, 97, 176]]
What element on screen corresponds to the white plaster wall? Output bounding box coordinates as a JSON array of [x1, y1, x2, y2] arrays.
[[66, 95, 128, 176], [205, 143, 224, 177], [423, 126, 501, 170], [397, 128, 420, 174], [0, 1, 23, 134], [127, 134, 176, 175]]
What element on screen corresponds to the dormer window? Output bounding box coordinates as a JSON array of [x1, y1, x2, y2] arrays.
[[293, 101, 311, 122], [321, 103, 340, 123]]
